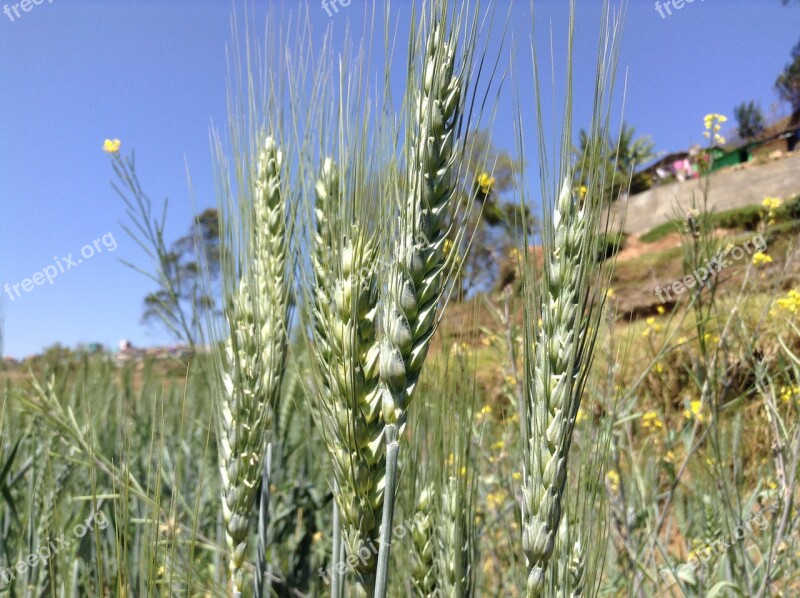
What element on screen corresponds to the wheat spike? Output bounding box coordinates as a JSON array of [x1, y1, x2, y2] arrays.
[[218, 136, 289, 593], [311, 158, 386, 589], [378, 18, 461, 430], [410, 484, 437, 597], [521, 175, 598, 597]]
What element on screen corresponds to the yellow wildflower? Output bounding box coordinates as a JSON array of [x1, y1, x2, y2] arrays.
[[752, 252, 772, 267], [487, 489, 506, 510], [512, 471, 522, 481], [607, 287, 615, 298], [576, 407, 587, 425], [762, 197, 783, 212], [773, 290, 800, 317], [102, 138, 121, 154], [703, 113, 727, 129], [642, 410, 663, 430], [477, 172, 496, 195], [492, 440, 505, 451], [779, 386, 799, 404], [579, 185, 588, 200], [657, 305, 665, 315], [664, 450, 675, 464], [606, 469, 620, 493], [683, 400, 708, 423]]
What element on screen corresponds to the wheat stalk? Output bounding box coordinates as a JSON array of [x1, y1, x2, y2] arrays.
[[310, 158, 386, 593], [373, 12, 465, 594], [217, 137, 290, 594]]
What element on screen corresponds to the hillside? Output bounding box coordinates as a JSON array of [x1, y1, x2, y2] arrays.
[[611, 150, 800, 234]]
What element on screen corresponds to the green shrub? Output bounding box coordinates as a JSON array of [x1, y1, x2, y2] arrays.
[[640, 220, 682, 243], [714, 205, 763, 230], [597, 232, 628, 261]]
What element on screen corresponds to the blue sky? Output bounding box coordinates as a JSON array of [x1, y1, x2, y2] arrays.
[[1, 0, 798, 358]]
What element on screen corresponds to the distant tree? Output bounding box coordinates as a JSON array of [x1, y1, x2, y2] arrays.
[[734, 101, 766, 139], [455, 129, 531, 294], [140, 208, 221, 340], [574, 122, 656, 199], [776, 38, 800, 114], [110, 150, 219, 346]]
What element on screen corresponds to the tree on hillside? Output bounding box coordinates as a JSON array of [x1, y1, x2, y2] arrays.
[[734, 101, 766, 139], [776, 38, 800, 114], [455, 129, 531, 294], [574, 122, 656, 199]]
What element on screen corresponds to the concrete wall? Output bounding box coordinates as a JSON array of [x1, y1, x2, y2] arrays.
[[611, 152, 800, 235]]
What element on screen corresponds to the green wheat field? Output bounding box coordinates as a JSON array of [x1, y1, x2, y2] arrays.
[[2, 1, 800, 596]]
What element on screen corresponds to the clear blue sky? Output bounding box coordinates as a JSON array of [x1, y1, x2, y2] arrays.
[[1, 0, 798, 358]]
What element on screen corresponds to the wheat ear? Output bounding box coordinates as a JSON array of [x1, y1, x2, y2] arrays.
[[374, 15, 464, 595], [218, 137, 289, 594], [377, 20, 461, 431], [521, 175, 602, 597], [410, 484, 437, 597], [311, 158, 385, 592]]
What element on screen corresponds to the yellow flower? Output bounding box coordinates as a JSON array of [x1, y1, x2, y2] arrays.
[[492, 440, 505, 451], [312, 530, 323, 544], [762, 196, 783, 211], [607, 287, 615, 298], [512, 471, 522, 481], [664, 450, 676, 464], [703, 113, 727, 129], [576, 407, 587, 425], [579, 185, 588, 200], [683, 400, 708, 423], [653, 362, 664, 374], [487, 489, 507, 510], [656, 305, 665, 315], [477, 172, 496, 195], [642, 410, 663, 430], [606, 469, 620, 493], [752, 252, 773, 267], [779, 386, 799, 404], [773, 290, 800, 317], [474, 404, 492, 422], [102, 138, 121, 154], [642, 316, 663, 337]]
